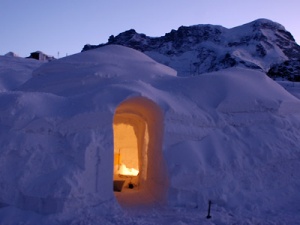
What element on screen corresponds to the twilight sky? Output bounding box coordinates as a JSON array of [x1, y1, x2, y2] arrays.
[[1, 0, 299, 57]]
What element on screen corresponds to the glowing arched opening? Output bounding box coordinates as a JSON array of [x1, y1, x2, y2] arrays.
[[113, 113, 149, 186], [113, 96, 168, 206]]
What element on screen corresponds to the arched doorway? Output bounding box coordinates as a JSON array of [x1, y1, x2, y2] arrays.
[[113, 96, 168, 206]]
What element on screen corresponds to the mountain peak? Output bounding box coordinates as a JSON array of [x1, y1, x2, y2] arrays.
[[82, 19, 300, 77], [249, 18, 286, 30]]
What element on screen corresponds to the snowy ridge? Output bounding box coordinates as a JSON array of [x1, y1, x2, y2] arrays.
[[0, 45, 300, 224], [83, 19, 300, 77]]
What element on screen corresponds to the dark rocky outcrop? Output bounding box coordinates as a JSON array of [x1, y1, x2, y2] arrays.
[[27, 51, 55, 62], [268, 60, 300, 81]]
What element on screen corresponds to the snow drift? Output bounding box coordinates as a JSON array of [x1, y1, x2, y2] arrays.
[[1, 45, 300, 223]]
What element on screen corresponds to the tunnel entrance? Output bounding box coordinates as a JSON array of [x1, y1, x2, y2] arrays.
[[113, 96, 168, 207]]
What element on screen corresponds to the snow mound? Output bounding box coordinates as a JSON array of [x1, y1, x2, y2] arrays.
[[0, 56, 44, 92], [20, 45, 177, 96], [4, 52, 20, 57]]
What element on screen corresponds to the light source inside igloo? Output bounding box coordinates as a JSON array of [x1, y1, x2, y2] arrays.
[[114, 122, 140, 176], [113, 112, 149, 191]]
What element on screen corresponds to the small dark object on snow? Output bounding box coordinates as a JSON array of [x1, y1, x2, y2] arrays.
[[206, 200, 212, 219], [128, 182, 134, 189], [113, 180, 125, 192]]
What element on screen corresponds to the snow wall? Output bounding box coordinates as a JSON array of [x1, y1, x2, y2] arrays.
[[1, 45, 300, 220]]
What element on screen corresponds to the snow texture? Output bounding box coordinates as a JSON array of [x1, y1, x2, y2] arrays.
[[0, 45, 300, 224]]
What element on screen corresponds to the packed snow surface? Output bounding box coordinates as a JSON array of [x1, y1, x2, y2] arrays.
[[0, 45, 300, 224]]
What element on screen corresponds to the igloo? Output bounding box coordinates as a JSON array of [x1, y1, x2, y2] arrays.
[[1, 45, 300, 221]]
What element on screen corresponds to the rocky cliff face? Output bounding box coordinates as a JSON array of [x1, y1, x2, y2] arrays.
[[268, 60, 300, 81], [82, 19, 300, 77]]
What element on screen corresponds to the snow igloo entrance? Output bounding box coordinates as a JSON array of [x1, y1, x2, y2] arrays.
[[113, 96, 168, 206]]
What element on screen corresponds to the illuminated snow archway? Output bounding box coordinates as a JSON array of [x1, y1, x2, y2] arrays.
[[113, 96, 168, 206]]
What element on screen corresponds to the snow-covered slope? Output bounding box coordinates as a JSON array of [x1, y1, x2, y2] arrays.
[[0, 55, 44, 91], [1, 45, 300, 224], [83, 19, 300, 77]]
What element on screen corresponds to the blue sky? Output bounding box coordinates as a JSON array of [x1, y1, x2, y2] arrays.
[[1, 0, 299, 57]]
